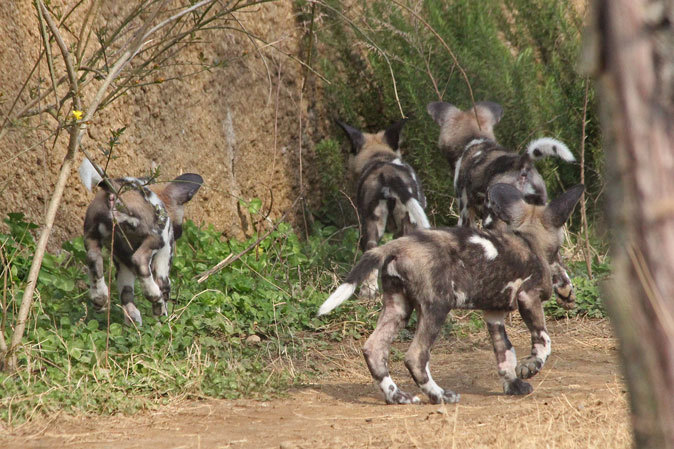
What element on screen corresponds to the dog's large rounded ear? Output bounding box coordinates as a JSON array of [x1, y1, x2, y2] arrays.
[[383, 118, 408, 151], [336, 120, 366, 154], [167, 173, 204, 205], [545, 184, 585, 228], [487, 183, 526, 225], [475, 101, 503, 127], [426, 102, 459, 125]]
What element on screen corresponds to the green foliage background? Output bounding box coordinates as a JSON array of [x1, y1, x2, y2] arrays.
[[307, 0, 603, 228], [0, 0, 611, 424]]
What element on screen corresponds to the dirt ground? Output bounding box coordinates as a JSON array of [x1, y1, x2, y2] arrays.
[[0, 318, 630, 449]]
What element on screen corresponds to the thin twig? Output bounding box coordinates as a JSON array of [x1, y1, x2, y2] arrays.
[[310, 0, 403, 117], [4, 1, 85, 371], [579, 77, 593, 278], [388, 0, 479, 127]]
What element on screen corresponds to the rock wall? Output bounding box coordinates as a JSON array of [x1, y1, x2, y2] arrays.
[[0, 1, 327, 249]]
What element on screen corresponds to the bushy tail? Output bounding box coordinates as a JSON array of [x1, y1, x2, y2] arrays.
[[526, 138, 575, 162], [78, 158, 103, 192], [318, 250, 385, 316], [406, 198, 431, 228]]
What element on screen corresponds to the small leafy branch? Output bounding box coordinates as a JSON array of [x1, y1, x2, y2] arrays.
[[0, 0, 275, 372]]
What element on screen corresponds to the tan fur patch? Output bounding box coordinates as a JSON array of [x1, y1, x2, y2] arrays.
[[438, 106, 498, 161], [350, 130, 399, 176]]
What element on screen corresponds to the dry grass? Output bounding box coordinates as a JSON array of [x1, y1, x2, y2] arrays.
[[0, 317, 629, 449]]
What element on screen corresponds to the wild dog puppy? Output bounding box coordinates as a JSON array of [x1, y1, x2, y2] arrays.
[[427, 101, 577, 308], [319, 183, 584, 404], [337, 119, 430, 297], [79, 159, 203, 325]]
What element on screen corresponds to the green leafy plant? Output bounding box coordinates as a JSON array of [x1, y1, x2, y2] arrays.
[[0, 212, 608, 424], [306, 0, 602, 229], [0, 215, 371, 424]]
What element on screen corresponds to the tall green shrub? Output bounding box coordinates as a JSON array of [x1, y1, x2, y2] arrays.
[[309, 0, 602, 228]]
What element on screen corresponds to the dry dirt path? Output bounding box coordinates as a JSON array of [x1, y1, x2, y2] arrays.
[[1, 319, 630, 449]]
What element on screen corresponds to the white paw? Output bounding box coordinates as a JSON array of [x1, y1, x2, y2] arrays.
[[122, 303, 143, 326]]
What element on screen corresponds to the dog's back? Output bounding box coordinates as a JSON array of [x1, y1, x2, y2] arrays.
[[337, 119, 430, 252], [427, 101, 574, 224]]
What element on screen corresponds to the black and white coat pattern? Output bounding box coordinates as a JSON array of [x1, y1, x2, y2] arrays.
[[427, 101, 577, 308], [337, 119, 430, 297], [319, 184, 584, 404], [79, 159, 203, 325]]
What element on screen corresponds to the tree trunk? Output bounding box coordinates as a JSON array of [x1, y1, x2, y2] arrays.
[[591, 0, 674, 447]]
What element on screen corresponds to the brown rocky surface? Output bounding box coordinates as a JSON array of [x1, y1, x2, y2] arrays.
[[0, 0, 327, 249]]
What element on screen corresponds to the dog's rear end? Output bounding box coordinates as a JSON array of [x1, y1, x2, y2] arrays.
[[427, 101, 577, 307], [337, 119, 430, 296], [80, 159, 203, 325]]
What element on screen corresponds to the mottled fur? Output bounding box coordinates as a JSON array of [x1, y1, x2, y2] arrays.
[[337, 119, 430, 296], [427, 101, 577, 309], [319, 184, 584, 404], [80, 159, 203, 325]]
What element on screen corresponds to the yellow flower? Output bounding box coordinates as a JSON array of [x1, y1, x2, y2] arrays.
[[72, 110, 83, 120]]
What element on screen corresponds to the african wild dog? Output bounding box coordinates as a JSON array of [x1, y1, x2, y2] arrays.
[[426, 101, 577, 308], [337, 119, 430, 297], [79, 158, 203, 325], [319, 183, 584, 404]]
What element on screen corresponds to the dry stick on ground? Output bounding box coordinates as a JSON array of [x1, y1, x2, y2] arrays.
[[579, 77, 593, 278], [0, 250, 8, 357], [196, 195, 304, 284]]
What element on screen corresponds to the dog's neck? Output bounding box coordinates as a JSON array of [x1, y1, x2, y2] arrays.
[[351, 148, 400, 177]]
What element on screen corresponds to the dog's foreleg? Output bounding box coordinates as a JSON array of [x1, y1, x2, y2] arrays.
[[457, 189, 474, 227], [484, 311, 533, 395], [363, 275, 416, 404], [117, 262, 142, 326], [131, 235, 165, 317], [85, 236, 109, 311], [551, 258, 575, 309], [405, 301, 458, 404], [516, 290, 551, 379], [151, 239, 173, 317]]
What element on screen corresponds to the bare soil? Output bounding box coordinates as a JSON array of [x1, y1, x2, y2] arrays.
[[0, 318, 630, 449]]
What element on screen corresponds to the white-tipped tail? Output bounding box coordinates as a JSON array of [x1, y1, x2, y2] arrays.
[[79, 158, 103, 192], [318, 283, 357, 316], [406, 198, 431, 228], [526, 138, 575, 162]]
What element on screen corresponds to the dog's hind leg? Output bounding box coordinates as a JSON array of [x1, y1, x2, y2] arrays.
[[515, 290, 551, 380], [85, 237, 109, 311], [404, 300, 458, 404], [116, 262, 142, 326], [484, 311, 532, 395], [363, 275, 416, 404]]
